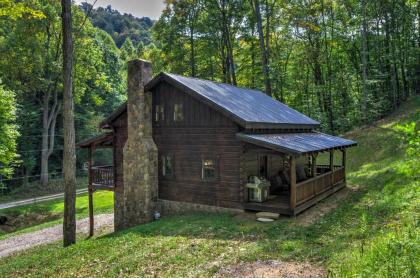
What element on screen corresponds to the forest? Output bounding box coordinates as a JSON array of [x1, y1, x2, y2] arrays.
[[0, 0, 419, 193]]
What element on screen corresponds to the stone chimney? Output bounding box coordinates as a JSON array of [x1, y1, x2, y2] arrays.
[[120, 59, 158, 229]]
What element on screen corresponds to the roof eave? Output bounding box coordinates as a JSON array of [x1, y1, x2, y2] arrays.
[[236, 132, 357, 155], [99, 103, 127, 129], [244, 122, 320, 130]]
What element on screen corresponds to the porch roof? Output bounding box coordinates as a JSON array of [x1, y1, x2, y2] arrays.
[[236, 132, 357, 155], [76, 133, 113, 148]]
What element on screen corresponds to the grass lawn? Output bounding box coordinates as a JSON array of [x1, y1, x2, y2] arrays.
[[0, 191, 114, 239], [0, 97, 418, 277]]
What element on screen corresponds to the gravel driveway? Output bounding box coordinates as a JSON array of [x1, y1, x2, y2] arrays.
[[0, 214, 114, 258]]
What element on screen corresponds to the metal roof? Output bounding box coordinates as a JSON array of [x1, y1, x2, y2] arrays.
[[236, 132, 357, 155], [145, 73, 320, 129]]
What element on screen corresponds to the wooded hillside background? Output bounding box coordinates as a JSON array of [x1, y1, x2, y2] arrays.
[[0, 0, 419, 192]]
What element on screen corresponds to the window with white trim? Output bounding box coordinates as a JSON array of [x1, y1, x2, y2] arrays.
[[202, 158, 218, 181], [155, 104, 164, 122], [173, 103, 184, 122], [162, 154, 174, 177]]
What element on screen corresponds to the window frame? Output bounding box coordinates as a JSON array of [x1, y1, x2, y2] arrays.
[[161, 153, 174, 179], [201, 156, 219, 182], [173, 103, 184, 122], [155, 104, 165, 122]]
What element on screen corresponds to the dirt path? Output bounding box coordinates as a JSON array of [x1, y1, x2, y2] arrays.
[[0, 214, 113, 258], [218, 260, 325, 278]]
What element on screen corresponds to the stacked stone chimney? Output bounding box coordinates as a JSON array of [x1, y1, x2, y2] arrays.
[[120, 59, 158, 229]]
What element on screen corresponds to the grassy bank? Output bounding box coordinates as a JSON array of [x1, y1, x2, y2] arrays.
[[0, 191, 114, 239], [0, 177, 89, 203], [0, 97, 418, 277]]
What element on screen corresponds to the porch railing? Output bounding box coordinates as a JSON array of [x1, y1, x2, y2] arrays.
[[91, 165, 114, 189], [296, 166, 345, 205]]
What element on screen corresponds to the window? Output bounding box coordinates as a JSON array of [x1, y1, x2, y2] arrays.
[[162, 155, 174, 177], [155, 104, 164, 122], [173, 103, 184, 121], [202, 158, 218, 181]]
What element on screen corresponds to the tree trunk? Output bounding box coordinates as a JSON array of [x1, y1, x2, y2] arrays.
[[360, 0, 369, 121], [190, 25, 196, 77], [61, 0, 76, 247], [40, 91, 60, 186], [252, 0, 271, 96], [40, 95, 49, 186]]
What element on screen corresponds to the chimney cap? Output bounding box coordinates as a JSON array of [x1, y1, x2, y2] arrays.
[[128, 59, 152, 65]]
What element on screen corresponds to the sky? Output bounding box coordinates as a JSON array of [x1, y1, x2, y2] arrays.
[[75, 0, 166, 19]]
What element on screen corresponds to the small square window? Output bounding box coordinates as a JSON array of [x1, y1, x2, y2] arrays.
[[174, 103, 184, 122], [155, 104, 164, 122], [202, 158, 218, 181], [162, 155, 174, 177]]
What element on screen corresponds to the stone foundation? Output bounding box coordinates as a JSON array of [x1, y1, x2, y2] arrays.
[[157, 199, 243, 216]]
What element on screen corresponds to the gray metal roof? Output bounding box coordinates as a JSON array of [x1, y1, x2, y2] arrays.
[[236, 132, 357, 154], [146, 73, 320, 129]]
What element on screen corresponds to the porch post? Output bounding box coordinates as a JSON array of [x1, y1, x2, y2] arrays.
[[329, 150, 334, 186], [88, 145, 94, 237], [342, 149, 346, 182], [329, 150, 334, 171], [289, 155, 297, 213], [311, 153, 318, 177]]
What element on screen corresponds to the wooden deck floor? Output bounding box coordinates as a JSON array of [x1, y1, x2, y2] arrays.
[[244, 195, 292, 215]]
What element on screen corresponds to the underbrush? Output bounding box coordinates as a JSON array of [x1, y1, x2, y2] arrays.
[[0, 177, 88, 203]]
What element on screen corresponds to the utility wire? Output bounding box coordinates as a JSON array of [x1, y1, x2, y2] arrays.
[[1, 169, 88, 182]]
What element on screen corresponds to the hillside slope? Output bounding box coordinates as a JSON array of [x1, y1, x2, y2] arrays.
[[0, 97, 418, 277]]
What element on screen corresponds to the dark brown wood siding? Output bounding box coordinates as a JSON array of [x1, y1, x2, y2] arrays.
[[152, 82, 242, 209]]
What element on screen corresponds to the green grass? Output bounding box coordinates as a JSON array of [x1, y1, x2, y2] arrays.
[[0, 97, 418, 277], [0, 191, 114, 239]]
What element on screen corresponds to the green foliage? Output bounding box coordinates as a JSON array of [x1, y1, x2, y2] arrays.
[[151, 0, 419, 134], [395, 122, 420, 159], [120, 37, 137, 61], [0, 0, 126, 189], [0, 0, 45, 19], [80, 3, 153, 48], [0, 83, 18, 177]]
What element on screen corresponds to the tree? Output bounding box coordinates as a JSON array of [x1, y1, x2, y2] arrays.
[[249, 0, 272, 96], [0, 83, 18, 178], [151, 0, 418, 133], [61, 0, 76, 247], [0, 0, 125, 189], [120, 37, 137, 61]]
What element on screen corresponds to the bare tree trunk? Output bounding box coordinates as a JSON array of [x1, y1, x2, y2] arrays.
[[190, 26, 196, 77], [40, 95, 50, 186], [40, 90, 60, 186], [40, 26, 61, 187], [61, 0, 76, 247], [251, 0, 272, 96], [360, 0, 369, 122]]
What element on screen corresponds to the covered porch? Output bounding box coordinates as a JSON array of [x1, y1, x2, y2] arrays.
[[76, 133, 114, 236], [237, 132, 356, 216]]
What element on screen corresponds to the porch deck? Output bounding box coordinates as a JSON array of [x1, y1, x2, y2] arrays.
[[244, 166, 346, 216], [244, 195, 291, 215]]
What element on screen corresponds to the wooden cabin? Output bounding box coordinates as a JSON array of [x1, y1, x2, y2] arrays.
[[78, 72, 356, 219]]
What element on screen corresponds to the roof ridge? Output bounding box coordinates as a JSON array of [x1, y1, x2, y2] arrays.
[[164, 72, 264, 95]]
